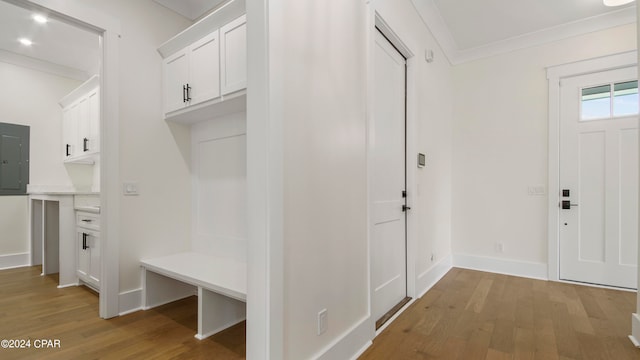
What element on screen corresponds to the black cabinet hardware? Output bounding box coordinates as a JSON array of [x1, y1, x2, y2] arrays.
[[183, 84, 187, 103], [402, 205, 411, 212], [83, 138, 89, 152], [66, 144, 71, 157], [186, 83, 192, 102], [82, 233, 88, 250]]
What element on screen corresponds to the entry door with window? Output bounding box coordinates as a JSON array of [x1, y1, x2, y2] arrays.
[[371, 29, 408, 326], [559, 66, 638, 289]]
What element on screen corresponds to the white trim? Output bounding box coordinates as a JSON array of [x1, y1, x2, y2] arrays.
[[0, 253, 30, 270], [410, 1, 636, 65], [630, 313, 640, 347], [0, 49, 89, 81], [409, 0, 457, 65], [453, 253, 548, 280], [246, 0, 284, 358], [118, 288, 143, 316], [546, 51, 637, 282], [454, 7, 637, 65], [23, 0, 122, 320], [313, 316, 374, 360], [416, 254, 452, 298]]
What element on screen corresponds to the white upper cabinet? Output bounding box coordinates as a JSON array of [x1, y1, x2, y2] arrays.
[[189, 31, 221, 106], [164, 51, 189, 114], [163, 31, 221, 114], [59, 75, 100, 164], [220, 14, 247, 95], [158, 0, 246, 124]]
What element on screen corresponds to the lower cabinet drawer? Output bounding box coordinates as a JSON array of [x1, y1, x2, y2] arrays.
[[76, 212, 100, 231]]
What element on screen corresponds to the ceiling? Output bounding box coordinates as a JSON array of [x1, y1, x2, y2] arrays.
[[0, 0, 100, 81], [412, 0, 637, 64], [0, 0, 635, 77], [153, 0, 226, 20]]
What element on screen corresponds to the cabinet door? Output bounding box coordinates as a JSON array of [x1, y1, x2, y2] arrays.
[[77, 230, 90, 280], [62, 103, 79, 160], [88, 232, 100, 286], [76, 97, 90, 156], [189, 30, 220, 106], [163, 50, 189, 114], [220, 15, 247, 95], [85, 88, 100, 155]]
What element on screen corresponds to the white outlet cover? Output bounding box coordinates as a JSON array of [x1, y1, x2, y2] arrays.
[[123, 182, 139, 196]]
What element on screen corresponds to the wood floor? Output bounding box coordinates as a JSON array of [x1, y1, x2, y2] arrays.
[[0, 266, 245, 360], [360, 267, 640, 360], [1, 266, 638, 359]]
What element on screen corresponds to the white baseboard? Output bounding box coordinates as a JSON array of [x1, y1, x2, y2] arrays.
[[416, 254, 453, 298], [314, 316, 375, 360], [0, 252, 29, 270], [630, 313, 640, 347], [119, 288, 143, 316], [453, 253, 548, 280]]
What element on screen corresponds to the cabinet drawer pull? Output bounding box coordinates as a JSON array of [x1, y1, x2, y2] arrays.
[[66, 144, 71, 157], [81, 219, 92, 223], [183, 84, 187, 103], [82, 233, 88, 250], [83, 138, 89, 152], [186, 83, 192, 102]]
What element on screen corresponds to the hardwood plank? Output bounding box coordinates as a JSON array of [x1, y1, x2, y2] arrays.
[[0, 266, 245, 359], [360, 268, 640, 360]]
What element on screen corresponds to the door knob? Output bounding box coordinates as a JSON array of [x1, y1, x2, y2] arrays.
[[561, 200, 578, 210]]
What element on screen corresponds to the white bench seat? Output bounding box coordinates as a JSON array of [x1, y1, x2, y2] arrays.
[[140, 252, 246, 340]]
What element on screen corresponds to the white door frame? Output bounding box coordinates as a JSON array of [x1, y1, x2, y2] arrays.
[[367, 10, 417, 329], [546, 50, 637, 282], [15, 0, 121, 318]]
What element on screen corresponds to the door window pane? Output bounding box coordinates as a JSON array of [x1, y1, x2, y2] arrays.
[[613, 80, 638, 117], [581, 85, 611, 120]]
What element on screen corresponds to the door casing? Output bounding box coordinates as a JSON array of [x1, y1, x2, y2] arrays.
[[546, 50, 637, 283], [368, 12, 417, 334]]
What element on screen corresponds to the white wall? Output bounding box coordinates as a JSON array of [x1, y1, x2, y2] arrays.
[[451, 24, 637, 273], [267, 0, 454, 358], [275, 1, 369, 359], [375, 0, 453, 295], [78, 0, 193, 292], [0, 196, 28, 255], [0, 62, 83, 257]]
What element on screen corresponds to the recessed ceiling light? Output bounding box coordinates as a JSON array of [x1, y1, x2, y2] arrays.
[[603, 0, 634, 6], [19, 38, 33, 46], [32, 14, 48, 24]]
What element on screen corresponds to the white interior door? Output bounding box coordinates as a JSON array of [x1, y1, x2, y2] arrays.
[[559, 66, 638, 289], [371, 30, 408, 324]]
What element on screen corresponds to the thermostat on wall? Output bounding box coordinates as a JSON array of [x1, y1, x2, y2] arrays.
[[417, 153, 426, 168]]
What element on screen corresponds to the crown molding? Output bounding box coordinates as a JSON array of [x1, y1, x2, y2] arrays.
[[0, 49, 89, 81], [411, 0, 637, 65], [410, 0, 458, 64]]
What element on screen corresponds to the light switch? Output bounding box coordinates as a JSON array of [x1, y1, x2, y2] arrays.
[[123, 182, 139, 196]]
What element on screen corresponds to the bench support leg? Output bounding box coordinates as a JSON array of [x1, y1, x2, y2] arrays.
[[142, 269, 195, 309], [196, 287, 246, 340]]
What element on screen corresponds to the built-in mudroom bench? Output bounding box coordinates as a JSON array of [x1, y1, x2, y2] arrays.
[[141, 0, 248, 341], [140, 252, 246, 339]]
